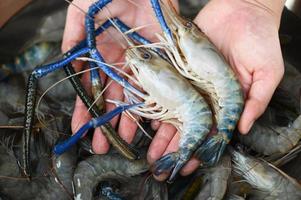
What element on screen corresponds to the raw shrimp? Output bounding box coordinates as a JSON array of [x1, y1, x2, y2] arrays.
[[194, 153, 231, 200], [151, 0, 244, 165], [73, 152, 167, 200], [230, 147, 301, 200], [237, 115, 301, 159], [124, 46, 212, 182], [181, 153, 231, 200], [224, 194, 245, 200], [0, 133, 77, 200]]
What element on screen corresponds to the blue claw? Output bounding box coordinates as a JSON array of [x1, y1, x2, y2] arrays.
[[53, 103, 141, 156], [33, 47, 89, 78], [85, 1, 147, 97], [150, 0, 173, 40]]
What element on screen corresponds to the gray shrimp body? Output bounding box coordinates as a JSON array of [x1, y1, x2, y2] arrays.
[[224, 194, 245, 200], [73, 152, 167, 200], [0, 136, 77, 200], [0, 42, 59, 81], [237, 115, 301, 158], [230, 148, 301, 200], [157, 0, 244, 165], [125, 47, 212, 181], [276, 61, 301, 113], [194, 154, 231, 200]]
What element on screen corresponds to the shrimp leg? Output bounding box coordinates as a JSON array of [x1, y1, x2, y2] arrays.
[[150, 0, 244, 166], [22, 13, 153, 176], [53, 103, 141, 155]]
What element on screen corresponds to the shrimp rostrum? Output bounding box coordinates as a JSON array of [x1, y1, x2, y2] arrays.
[[150, 0, 244, 165]]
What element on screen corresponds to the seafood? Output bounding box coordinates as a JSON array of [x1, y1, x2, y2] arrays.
[[73, 151, 167, 200], [0, 129, 77, 200], [230, 147, 301, 200], [194, 153, 231, 200], [180, 153, 231, 200], [21, 19, 143, 175], [124, 46, 212, 181], [151, 0, 244, 165], [224, 194, 245, 200], [270, 61, 301, 117], [0, 42, 59, 81], [237, 115, 301, 159]]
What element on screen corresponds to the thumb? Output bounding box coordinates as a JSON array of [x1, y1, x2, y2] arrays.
[[238, 69, 284, 134]]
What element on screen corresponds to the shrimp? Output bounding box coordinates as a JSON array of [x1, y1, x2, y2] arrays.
[[0, 42, 59, 81], [237, 115, 301, 159], [194, 153, 231, 200], [181, 153, 231, 200], [0, 133, 77, 200], [124, 46, 212, 182], [73, 152, 167, 200], [230, 146, 301, 200], [224, 194, 245, 200], [150, 0, 244, 165]]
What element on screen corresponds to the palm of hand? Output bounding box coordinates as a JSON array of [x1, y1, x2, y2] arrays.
[[195, 0, 284, 133], [63, 0, 163, 153]]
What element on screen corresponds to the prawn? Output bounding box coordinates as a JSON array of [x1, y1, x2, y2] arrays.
[[150, 0, 244, 165], [123, 46, 212, 182], [73, 152, 166, 200], [237, 115, 301, 159], [230, 146, 301, 200], [181, 153, 232, 200]]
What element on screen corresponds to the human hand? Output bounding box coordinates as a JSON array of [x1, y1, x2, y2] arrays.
[[148, 0, 286, 181], [62, 0, 164, 154], [195, 0, 285, 134]]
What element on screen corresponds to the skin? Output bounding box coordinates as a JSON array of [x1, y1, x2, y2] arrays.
[[62, 0, 285, 180]]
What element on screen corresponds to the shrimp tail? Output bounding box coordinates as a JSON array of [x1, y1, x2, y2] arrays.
[[195, 134, 229, 166], [152, 152, 186, 183]]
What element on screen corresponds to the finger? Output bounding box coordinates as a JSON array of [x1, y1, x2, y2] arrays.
[[118, 112, 138, 144], [238, 69, 284, 134], [153, 132, 180, 181], [71, 72, 92, 133], [147, 123, 176, 164], [92, 127, 110, 154], [180, 158, 200, 176], [151, 120, 161, 131], [71, 96, 92, 134], [103, 78, 124, 128], [62, 0, 94, 72], [62, 0, 89, 52]]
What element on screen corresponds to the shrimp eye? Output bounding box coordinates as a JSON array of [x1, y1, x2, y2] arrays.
[[185, 21, 193, 28], [142, 52, 151, 60]]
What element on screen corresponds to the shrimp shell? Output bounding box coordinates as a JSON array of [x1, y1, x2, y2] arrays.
[[73, 154, 149, 200], [154, 0, 244, 165], [237, 115, 301, 158], [125, 47, 212, 181], [230, 147, 301, 200]]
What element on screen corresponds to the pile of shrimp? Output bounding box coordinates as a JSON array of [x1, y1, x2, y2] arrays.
[[1, 0, 301, 199]]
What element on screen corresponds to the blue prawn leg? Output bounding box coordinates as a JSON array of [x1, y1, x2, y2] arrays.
[[85, 0, 146, 98], [150, 0, 173, 40], [22, 47, 90, 177], [53, 103, 141, 156], [22, 13, 151, 176]]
